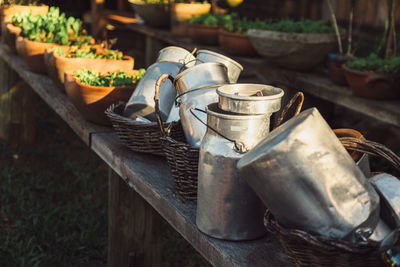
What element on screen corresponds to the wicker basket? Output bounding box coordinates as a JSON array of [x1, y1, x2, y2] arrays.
[[105, 102, 185, 156], [264, 211, 381, 267]]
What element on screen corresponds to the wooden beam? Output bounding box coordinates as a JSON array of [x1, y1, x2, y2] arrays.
[[91, 0, 107, 39], [108, 168, 163, 267]]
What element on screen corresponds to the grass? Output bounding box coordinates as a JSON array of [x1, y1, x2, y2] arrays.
[[0, 99, 209, 267]]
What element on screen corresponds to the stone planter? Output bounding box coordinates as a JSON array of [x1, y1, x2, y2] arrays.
[[2, 22, 21, 52], [128, 0, 170, 28], [170, 3, 211, 36], [219, 29, 258, 57], [44, 47, 134, 90], [64, 72, 137, 126], [248, 29, 339, 70], [343, 65, 400, 100], [187, 24, 220, 45]]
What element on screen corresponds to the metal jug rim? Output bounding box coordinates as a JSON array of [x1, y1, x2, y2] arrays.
[[174, 62, 228, 82], [217, 84, 284, 101], [158, 46, 193, 54], [196, 49, 244, 71], [206, 103, 268, 121]]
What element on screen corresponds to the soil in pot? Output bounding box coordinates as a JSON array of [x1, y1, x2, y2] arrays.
[[64, 69, 143, 126], [187, 24, 220, 45], [128, 0, 170, 28], [328, 53, 352, 85], [219, 29, 258, 57], [171, 3, 211, 36], [2, 22, 21, 52], [45, 47, 134, 91]]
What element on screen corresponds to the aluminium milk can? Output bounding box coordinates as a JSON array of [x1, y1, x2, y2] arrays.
[[196, 103, 272, 240], [196, 50, 243, 83], [237, 108, 380, 243], [169, 62, 230, 147], [156, 46, 196, 67]]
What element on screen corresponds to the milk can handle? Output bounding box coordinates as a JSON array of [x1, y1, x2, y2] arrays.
[[273, 91, 304, 130], [154, 73, 175, 137], [189, 108, 248, 154], [174, 83, 226, 106]]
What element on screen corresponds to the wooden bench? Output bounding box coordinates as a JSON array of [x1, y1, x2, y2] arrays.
[[0, 43, 289, 266]]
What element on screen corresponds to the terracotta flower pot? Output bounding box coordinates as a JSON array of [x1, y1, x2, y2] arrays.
[[248, 29, 339, 70], [16, 36, 64, 74], [327, 53, 352, 85], [343, 65, 400, 100], [170, 3, 211, 36], [219, 29, 258, 57], [1, 4, 49, 25], [44, 47, 134, 91], [2, 22, 21, 52], [333, 128, 371, 177], [187, 24, 220, 45], [128, 0, 170, 28], [64, 72, 137, 126]]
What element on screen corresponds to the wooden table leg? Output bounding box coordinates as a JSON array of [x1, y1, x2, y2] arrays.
[[108, 168, 163, 267], [0, 58, 36, 145]]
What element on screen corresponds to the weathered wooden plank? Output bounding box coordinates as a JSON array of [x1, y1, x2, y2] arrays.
[[91, 132, 289, 267], [0, 44, 111, 145], [108, 168, 162, 267]]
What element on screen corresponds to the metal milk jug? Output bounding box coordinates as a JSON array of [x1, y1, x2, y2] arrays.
[[195, 103, 271, 240], [237, 108, 380, 242], [156, 46, 196, 67], [171, 62, 230, 147], [123, 61, 182, 121]]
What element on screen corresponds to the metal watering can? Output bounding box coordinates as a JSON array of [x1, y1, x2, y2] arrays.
[[237, 108, 381, 243], [123, 46, 195, 121]]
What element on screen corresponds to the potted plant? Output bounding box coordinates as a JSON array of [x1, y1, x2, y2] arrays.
[[247, 19, 340, 70], [128, 0, 171, 28], [15, 6, 94, 74], [170, 0, 211, 36], [326, 0, 359, 85], [45, 46, 135, 90], [1, 10, 24, 52], [343, 0, 400, 100], [218, 12, 259, 57], [0, 0, 48, 27], [187, 13, 224, 45], [64, 68, 146, 126]]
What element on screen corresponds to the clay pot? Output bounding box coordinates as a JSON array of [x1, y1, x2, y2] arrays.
[[44, 47, 134, 91], [1, 5, 48, 26], [219, 29, 258, 57], [328, 53, 351, 85], [16, 36, 62, 74], [64, 72, 137, 126], [170, 3, 211, 36], [2, 22, 21, 52], [187, 24, 220, 45], [343, 65, 400, 100], [333, 128, 371, 177], [247, 29, 339, 70], [128, 0, 170, 28]]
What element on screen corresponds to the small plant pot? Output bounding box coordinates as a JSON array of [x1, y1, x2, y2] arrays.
[[64, 72, 137, 126], [248, 29, 339, 70], [2, 23, 21, 52], [44, 47, 135, 91], [187, 24, 220, 45], [219, 29, 258, 57], [170, 3, 211, 36], [328, 53, 352, 85], [1, 4, 48, 26], [343, 65, 400, 100], [16, 36, 63, 74], [128, 0, 170, 28]]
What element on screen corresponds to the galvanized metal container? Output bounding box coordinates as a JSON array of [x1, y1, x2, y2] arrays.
[[172, 62, 229, 146], [370, 173, 400, 228], [217, 84, 284, 115], [156, 46, 196, 67], [196, 103, 270, 240], [123, 61, 182, 121], [195, 50, 243, 83], [237, 108, 380, 242]]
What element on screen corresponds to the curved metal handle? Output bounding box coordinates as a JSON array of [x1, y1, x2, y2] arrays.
[[154, 73, 175, 137], [189, 108, 248, 153], [273, 91, 305, 130], [174, 83, 226, 107]]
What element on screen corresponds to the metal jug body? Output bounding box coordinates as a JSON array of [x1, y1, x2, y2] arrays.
[[237, 108, 380, 242], [156, 46, 196, 67], [196, 103, 270, 240], [123, 61, 182, 121]]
